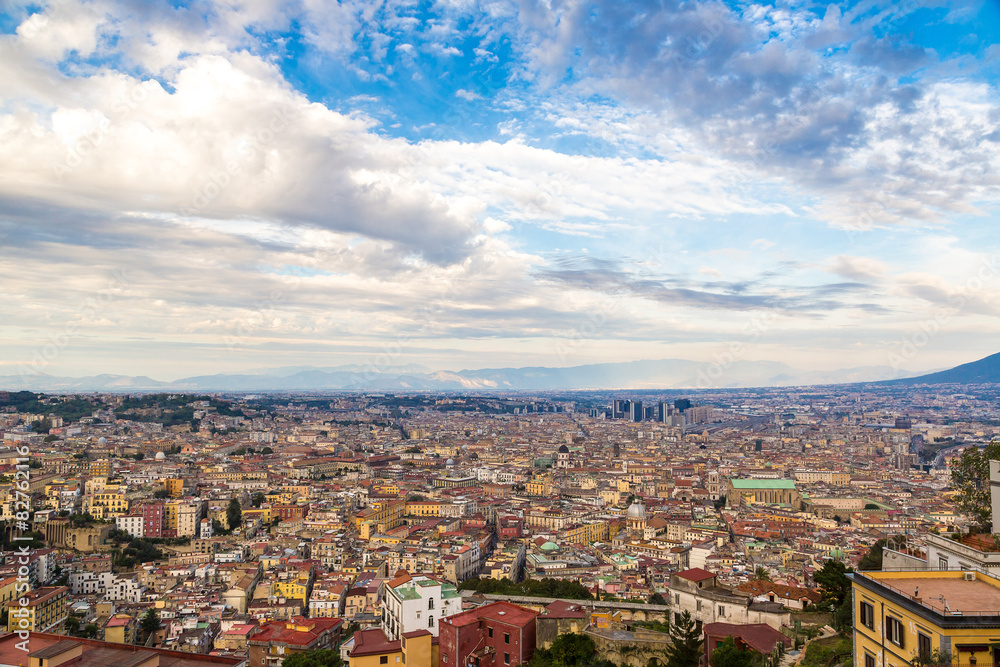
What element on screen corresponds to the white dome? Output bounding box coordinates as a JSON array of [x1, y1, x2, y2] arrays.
[[155, 451, 166, 460], [97, 437, 107, 445], [446, 458, 455, 466], [626, 501, 646, 520]]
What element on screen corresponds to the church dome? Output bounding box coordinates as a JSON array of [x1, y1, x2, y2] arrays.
[[155, 451, 166, 460], [557, 444, 570, 454], [626, 501, 646, 520]]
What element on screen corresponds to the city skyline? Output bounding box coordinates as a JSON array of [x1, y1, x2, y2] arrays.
[[1, 0, 999, 380]]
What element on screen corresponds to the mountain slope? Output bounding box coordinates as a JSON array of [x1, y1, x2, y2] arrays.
[[887, 352, 1000, 385]]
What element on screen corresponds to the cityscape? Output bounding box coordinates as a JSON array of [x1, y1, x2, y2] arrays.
[[2, 2, 1000, 667]]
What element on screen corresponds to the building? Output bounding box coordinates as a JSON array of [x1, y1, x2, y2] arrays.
[[141, 503, 164, 538], [115, 513, 144, 538], [348, 628, 436, 667], [851, 569, 1000, 667], [703, 623, 791, 665], [439, 601, 537, 667], [5, 586, 69, 633], [247, 617, 344, 667], [0, 632, 245, 667], [726, 479, 802, 509], [381, 572, 463, 640], [668, 569, 789, 632]]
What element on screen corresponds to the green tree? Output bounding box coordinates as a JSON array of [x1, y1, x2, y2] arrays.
[[754, 566, 771, 581], [665, 611, 703, 667], [813, 561, 852, 608], [82, 623, 98, 639], [261, 447, 273, 455], [950, 441, 1000, 532], [858, 539, 886, 571], [139, 608, 160, 643], [252, 492, 265, 507], [227, 497, 242, 530], [281, 649, 343, 667], [649, 591, 667, 605], [65, 616, 81, 635], [710, 637, 761, 667]]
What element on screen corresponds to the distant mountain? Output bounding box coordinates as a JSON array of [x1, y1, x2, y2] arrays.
[[0, 359, 920, 392], [885, 352, 1000, 385]]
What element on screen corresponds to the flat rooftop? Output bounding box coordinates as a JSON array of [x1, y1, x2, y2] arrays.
[[859, 572, 1000, 616]]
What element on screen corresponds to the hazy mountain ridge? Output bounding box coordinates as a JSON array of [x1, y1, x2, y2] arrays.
[[0, 359, 924, 392], [883, 352, 1000, 385]]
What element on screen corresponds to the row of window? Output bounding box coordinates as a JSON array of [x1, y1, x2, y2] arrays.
[[441, 653, 512, 665], [859, 601, 932, 654]]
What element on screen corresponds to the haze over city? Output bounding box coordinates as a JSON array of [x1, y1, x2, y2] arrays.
[[1, 1, 999, 381]]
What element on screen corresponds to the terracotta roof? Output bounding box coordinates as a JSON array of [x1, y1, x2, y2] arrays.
[[675, 568, 716, 582], [441, 601, 537, 629], [703, 623, 791, 655], [349, 629, 400, 658]]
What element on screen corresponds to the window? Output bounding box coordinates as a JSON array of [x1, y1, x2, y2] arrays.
[[504, 633, 510, 644], [939, 557, 949, 570], [443, 655, 448, 664], [504, 654, 510, 665], [860, 602, 874, 630], [674, 594, 680, 605], [918, 633, 932, 658], [489, 627, 493, 638], [380, 658, 388, 665], [885, 616, 904, 647], [696, 601, 702, 612], [718, 607, 725, 617], [429, 598, 435, 609], [865, 654, 876, 667], [428, 616, 434, 628]]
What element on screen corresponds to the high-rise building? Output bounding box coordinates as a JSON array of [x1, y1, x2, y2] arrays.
[[629, 401, 643, 422], [674, 398, 692, 412]]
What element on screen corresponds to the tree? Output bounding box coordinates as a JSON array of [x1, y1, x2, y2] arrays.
[[754, 566, 771, 581], [649, 591, 667, 605], [227, 497, 243, 530], [281, 649, 343, 667], [261, 447, 274, 455], [82, 623, 98, 639], [813, 560, 852, 608], [711, 637, 761, 667], [950, 441, 1000, 532], [252, 492, 265, 507], [858, 539, 887, 571], [139, 608, 160, 643], [65, 616, 81, 635], [665, 611, 703, 667]]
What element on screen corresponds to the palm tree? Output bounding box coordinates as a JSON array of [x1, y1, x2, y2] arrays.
[[754, 566, 771, 581]]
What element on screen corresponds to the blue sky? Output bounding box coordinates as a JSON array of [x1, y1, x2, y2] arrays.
[[0, 0, 998, 382]]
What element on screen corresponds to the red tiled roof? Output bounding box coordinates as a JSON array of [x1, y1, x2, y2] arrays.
[[676, 568, 715, 582], [441, 601, 537, 629], [703, 623, 791, 655], [349, 629, 400, 657]]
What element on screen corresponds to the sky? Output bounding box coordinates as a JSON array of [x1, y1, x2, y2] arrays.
[[1, 0, 999, 382]]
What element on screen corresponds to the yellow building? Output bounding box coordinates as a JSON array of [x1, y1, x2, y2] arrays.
[[356, 498, 406, 540], [526, 475, 552, 497], [852, 570, 1000, 667], [104, 613, 135, 644], [405, 500, 441, 518], [164, 478, 185, 498], [349, 628, 436, 667], [562, 521, 610, 544], [5, 586, 68, 633], [87, 490, 129, 519]]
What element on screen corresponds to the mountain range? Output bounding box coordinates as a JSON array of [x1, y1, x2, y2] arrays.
[[2, 353, 996, 393], [0, 358, 937, 392]]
